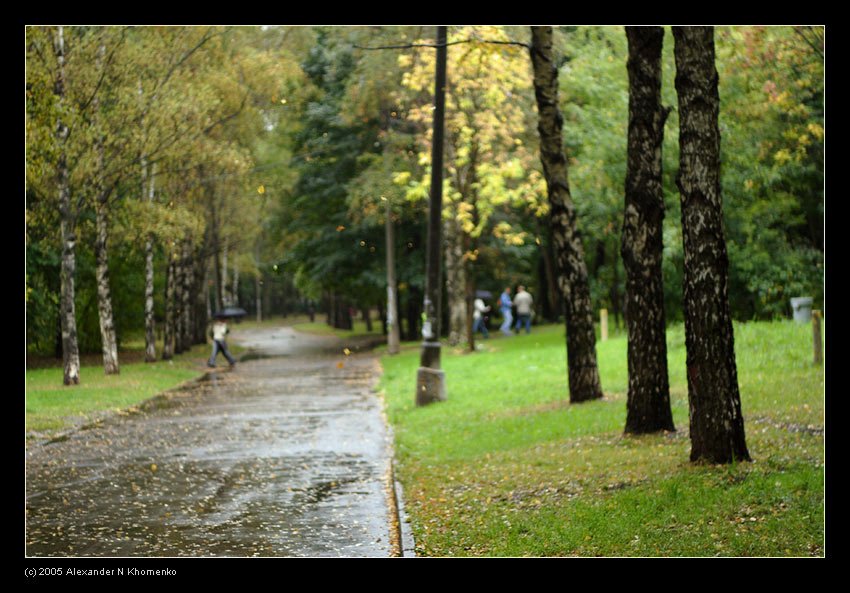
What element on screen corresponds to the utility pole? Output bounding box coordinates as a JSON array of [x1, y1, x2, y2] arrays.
[[415, 25, 448, 406]]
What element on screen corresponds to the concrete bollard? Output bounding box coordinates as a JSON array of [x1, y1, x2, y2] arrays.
[[600, 308, 608, 342], [812, 310, 823, 365]]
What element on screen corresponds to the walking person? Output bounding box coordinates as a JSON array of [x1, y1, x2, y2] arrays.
[[513, 285, 534, 334], [208, 316, 237, 368], [499, 287, 513, 336], [473, 296, 491, 338]]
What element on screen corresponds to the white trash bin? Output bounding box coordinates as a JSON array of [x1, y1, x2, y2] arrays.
[[790, 297, 813, 323]]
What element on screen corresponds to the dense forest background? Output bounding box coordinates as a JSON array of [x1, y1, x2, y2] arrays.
[[26, 26, 824, 357]]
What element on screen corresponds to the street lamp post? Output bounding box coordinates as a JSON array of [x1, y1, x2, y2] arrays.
[[415, 25, 448, 406]]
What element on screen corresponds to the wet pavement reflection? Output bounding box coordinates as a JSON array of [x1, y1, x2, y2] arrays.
[[26, 327, 393, 557]]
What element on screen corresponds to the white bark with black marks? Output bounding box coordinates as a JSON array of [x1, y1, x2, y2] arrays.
[[673, 26, 750, 463], [163, 255, 175, 360], [93, 43, 119, 375], [529, 26, 602, 403], [56, 26, 80, 385], [173, 249, 185, 354], [385, 199, 400, 354], [142, 154, 156, 362], [181, 241, 193, 349]]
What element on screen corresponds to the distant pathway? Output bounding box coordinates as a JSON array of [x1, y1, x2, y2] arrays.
[[26, 326, 397, 557]]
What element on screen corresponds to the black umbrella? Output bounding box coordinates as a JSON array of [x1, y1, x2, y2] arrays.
[[214, 307, 247, 319], [475, 290, 493, 299]]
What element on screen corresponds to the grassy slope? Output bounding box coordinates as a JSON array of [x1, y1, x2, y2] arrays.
[[24, 315, 376, 438], [25, 341, 241, 437], [380, 321, 824, 556]]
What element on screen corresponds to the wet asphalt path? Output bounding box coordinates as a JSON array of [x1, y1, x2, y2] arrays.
[[25, 327, 394, 557]]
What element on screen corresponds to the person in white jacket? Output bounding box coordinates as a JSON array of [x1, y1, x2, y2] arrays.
[[208, 317, 237, 367], [473, 297, 491, 338], [513, 286, 534, 334]]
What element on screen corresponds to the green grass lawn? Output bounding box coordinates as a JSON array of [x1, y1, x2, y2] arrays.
[[25, 340, 245, 438], [380, 320, 824, 557]]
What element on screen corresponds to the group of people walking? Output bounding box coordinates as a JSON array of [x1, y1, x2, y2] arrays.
[[473, 285, 534, 338]]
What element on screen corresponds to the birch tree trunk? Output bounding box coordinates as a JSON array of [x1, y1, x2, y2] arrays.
[[93, 44, 119, 375], [181, 241, 193, 350], [673, 26, 750, 463], [221, 241, 229, 307], [163, 255, 175, 360], [385, 199, 400, 354], [95, 194, 119, 374], [529, 26, 602, 403], [194, 248, 208, 345], [232, 263, 239, 306], [622, 26, 673, 433], [173, 250, 185, 355], [143, 160, 156, 362], [443, 209, 467, 347], [55, 26, 80, 385]]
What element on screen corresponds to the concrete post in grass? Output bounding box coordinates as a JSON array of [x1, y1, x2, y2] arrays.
[[600, 308, 608, 342], [812, 310, 823, 365]]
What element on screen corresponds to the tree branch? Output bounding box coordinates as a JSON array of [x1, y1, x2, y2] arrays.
[[793, 26, 824, 60], [354, 37, 530, 51]]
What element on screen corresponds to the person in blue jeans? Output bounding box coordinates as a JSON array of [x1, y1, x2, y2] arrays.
[[499, 287, 513, 336], [208, 317, 237, 367]]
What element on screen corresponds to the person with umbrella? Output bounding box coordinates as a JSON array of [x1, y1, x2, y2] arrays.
[[208, 310, 241, 368]]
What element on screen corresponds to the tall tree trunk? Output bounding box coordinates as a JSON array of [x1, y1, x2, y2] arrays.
[[143, 161, 156, 362], [406, 285, 421, 341], [385, 199, 401, 354], [611, 245, 621, 329], [54, 304, 63, 360], [362, 307, 373, 332], [333, 296, 352, 330], [377, 299, 387, 335], [221, 241, 229, 307], [163, 255, 175, 360], [95, 194, 119, 374], [201, 184, 224, 311], [465, 270, 475, 353], [92, 43, 119, 375], [444, 211, 467, 347], [529, 26, 603, 403], [538, 231, 562, 323], [673, 26, 750, 463], [622, 26, 674, 434], [194, 247, 208, 345], [262, 275, 271, 319], [173, 250, 185, 355], [55, 26, 80, 385], [181, 241, 193, 350], [232, 262, 239, 306], [205, 269, 212, 324], [255, 273, 262, 323]]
